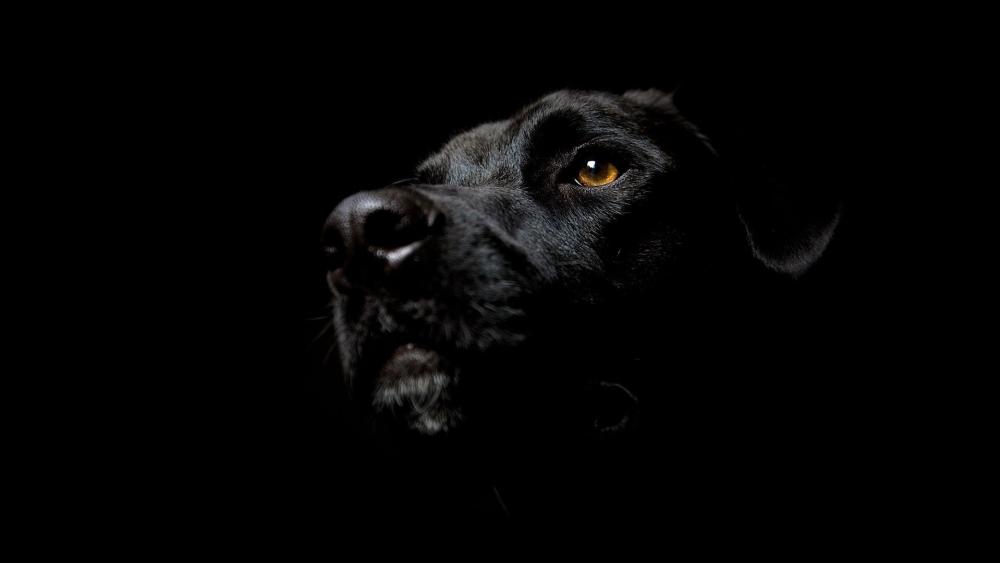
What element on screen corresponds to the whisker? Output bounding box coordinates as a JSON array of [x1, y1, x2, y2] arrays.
[[310, 318, 335, 345], [322, 341, 339, 369]]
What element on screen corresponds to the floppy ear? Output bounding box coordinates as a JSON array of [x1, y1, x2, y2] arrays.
[[735, 178, 842, 277], [625, 88, 842, 277]]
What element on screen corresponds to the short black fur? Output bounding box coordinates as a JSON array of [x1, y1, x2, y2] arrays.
[[322, 89, 843, 519]]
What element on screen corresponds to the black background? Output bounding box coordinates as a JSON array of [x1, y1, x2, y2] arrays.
[[8, 6, 982, 554], [104, 22, 960, 545]]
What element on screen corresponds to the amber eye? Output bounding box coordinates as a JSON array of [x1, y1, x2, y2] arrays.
[[575, 159, 620, 187]]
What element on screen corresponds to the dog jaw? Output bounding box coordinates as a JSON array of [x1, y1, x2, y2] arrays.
[[372, 344, 461, 435]]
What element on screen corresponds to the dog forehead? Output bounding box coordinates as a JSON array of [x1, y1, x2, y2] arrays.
[[516, 90, 636, 128], [521, 89, 627, 115], [418, 90, 635, 185]]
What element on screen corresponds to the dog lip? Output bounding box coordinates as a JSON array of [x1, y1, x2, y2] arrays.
[[378, 342, 442, 382]]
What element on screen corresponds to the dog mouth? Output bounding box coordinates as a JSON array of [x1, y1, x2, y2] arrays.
[[370, 343, 461, 435]]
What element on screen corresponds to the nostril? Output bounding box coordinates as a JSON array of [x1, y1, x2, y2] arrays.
[[323, 187, 442, 288], [363, 207, 428, 250]]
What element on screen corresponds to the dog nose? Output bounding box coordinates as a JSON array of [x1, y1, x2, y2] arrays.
[[323, 187, 441, 288]]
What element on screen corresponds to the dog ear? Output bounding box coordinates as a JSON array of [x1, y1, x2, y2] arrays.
[[626, 88, 842, 277], [733, 176, 842, 277]]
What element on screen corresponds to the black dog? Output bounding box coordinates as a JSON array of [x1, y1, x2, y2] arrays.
[[324, 88, 839, 429], [322, 89, 842, 516]]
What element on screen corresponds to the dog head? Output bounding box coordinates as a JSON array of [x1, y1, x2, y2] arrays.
[[322, 89, 840, 439]]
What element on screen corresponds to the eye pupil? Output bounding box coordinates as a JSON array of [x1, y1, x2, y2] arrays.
[[575, 159, 620, 187]]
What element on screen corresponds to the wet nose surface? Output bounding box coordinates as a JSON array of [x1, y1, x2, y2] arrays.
[[323, 187, 441, 289]]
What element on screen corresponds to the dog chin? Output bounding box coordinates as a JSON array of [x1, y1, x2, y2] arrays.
[[372, 343, 461, 435]]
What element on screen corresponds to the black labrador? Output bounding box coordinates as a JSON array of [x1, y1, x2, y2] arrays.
[[322, 89, 842, 516]]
